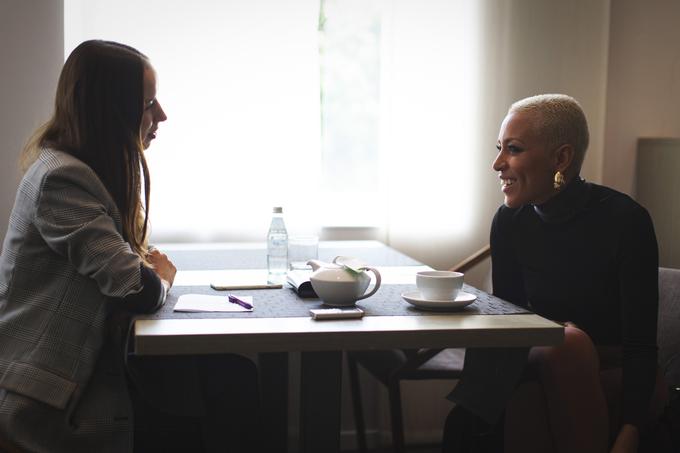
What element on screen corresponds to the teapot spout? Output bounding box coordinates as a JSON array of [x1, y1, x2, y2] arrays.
[[306, 259, 325, 271]]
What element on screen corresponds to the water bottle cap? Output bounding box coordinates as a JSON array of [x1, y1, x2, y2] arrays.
[[272, 207, 283, 214]]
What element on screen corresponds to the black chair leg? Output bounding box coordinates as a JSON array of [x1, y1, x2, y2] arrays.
[[388, 379, 406, 453], [347, 353, 369, 453]]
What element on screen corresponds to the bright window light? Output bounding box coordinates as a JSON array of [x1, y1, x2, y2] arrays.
[[65, 0, 482, 243]]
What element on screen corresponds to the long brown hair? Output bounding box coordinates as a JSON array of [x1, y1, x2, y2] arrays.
[[21, 40, 151, 259]]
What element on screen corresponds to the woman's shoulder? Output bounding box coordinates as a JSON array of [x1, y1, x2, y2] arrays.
[[585, 183, 655, 237], [23, 148, 113, 207], [586, 182, 649, 217], [32, 148, 91, 173], [25, 148, 102, 188]]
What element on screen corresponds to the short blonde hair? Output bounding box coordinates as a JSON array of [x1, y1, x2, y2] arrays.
[[509, 94, 589, 171]]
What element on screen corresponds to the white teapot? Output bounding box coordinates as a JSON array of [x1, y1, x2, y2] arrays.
[[307, 256, 382, 307]]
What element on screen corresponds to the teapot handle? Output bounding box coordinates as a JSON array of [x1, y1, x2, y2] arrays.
[[355, 267, 381, 301]]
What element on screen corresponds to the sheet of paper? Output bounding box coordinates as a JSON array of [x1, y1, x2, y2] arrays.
[[173, 294, 253, 312]]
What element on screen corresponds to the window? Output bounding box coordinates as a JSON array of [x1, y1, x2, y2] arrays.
[[65, 0, 482, 243]]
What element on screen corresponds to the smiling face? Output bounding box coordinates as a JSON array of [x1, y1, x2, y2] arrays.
[[492, 111, 557, 208], [140, 66, 167, 149]]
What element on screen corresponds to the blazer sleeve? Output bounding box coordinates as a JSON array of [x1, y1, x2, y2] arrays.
[[122, 264, 166, 313], [33, 162, 145, 299]]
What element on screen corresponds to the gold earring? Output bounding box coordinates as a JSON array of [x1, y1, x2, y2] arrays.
[[554, 171, 565, 190]]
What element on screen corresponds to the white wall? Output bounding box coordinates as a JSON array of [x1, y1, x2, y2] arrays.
[[604, 0, 680, 195], [0, 0, 63, 244]]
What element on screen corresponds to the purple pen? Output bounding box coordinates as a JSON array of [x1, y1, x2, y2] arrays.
[[228, 294, 253, 310]]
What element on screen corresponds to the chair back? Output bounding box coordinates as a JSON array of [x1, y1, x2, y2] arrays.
[[449, 245, 491, 273], [658, 267, 680, 388]]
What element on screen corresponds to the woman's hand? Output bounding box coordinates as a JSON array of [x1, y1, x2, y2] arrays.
[[610, 424, 639, 453], [147, 248, 176, 289]]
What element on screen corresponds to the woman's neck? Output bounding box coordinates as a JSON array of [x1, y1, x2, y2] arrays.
[[533, 176, 588, 223]]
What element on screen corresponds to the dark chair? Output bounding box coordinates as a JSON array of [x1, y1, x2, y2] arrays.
[[647, 267, 680, 451], [347, 245, 491, 453], [657, 267, 680, 395]]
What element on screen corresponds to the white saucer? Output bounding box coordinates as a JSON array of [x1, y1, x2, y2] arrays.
[[401, 291, 476, 310]]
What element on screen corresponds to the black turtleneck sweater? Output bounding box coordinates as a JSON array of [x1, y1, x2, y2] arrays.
[[490, 177, 659, 428]]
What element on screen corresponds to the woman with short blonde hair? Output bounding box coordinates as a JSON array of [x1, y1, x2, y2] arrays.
[[445, 94, 666, 453]]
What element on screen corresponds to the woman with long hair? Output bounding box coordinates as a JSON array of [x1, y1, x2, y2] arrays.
[[0, 40, 259, 452]]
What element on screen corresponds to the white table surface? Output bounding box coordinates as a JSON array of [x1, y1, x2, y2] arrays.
[[132, 241, 563, 453]]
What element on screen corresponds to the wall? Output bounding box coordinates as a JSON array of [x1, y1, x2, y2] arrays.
[[604, 0, 680, 196], [0, 0, 63, 245]]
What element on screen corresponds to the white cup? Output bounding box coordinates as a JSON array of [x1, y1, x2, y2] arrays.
[[288, 236, 319, 270], [416, 271, 464, 301]]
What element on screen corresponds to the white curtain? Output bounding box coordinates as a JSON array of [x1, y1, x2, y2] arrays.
[[64, 0, 484, 246], [64, 0, 610, 271], [66, 0, 322, 242], [380, 0, 481, 238]]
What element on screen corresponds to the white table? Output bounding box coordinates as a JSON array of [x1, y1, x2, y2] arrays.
[[133, 241, 563, 452]]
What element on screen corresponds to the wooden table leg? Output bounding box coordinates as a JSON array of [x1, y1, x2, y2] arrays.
[[259, 352, 289, 453], [300, 350, 343, 453]]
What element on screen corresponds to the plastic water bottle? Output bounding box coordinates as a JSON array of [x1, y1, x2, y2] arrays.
[[267, 207, 288, 284]]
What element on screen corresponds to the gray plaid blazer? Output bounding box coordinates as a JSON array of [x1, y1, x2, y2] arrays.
[[0, 149, 146, 452]]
